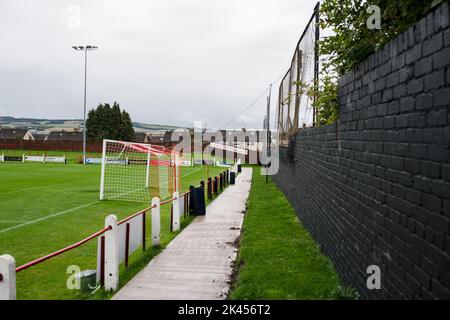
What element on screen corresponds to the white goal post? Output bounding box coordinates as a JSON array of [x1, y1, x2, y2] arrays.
[[99, 139, 180, 203]]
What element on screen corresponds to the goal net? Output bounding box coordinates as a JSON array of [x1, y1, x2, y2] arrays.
[[100, 139, 180, 203]]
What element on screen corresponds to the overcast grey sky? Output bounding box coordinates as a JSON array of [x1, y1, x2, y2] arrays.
[[0, 0, 319, 129]]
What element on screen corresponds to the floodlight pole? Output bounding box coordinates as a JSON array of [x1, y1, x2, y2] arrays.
[[73, 45, 98, 164]]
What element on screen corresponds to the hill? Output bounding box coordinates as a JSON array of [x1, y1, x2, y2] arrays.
[[0, 116, 182, 132]]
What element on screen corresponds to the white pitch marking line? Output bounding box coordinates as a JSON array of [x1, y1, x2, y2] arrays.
[[0, 201, 99, 235], [0, 166, 206, 234], [0, 221, 27, 223], [0, 178, 90, 196], [181, 167, 202, 178]]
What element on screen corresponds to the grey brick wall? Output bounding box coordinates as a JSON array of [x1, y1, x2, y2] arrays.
[[273, 2, 450, 299]]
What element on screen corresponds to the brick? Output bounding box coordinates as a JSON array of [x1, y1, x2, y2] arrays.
[[445, 29, 450, 46], [376, 103, 387, 116], [435, 2, 450, 31], [399, 67, 414, 83], [432, 46, 450, 69], [431, 279, 450, 299], [428, 144, 448, 162], [384, 116, 395, 129], [423, 194, 442, 213], [386, 71, 399, 88], [387, 101, 400, 115], [421, 257, 439, 278], [411, 205, 429, 224], [444, 200, 450, 216], [423, 33, 443, 57], [408, 113, 427, 128], [429, 212, 449, 233], [427, 109, 447, 126], [384, 142, 408, 157], [407, 26, 416, 48], [442, 164, 450, 182], [382, 88, 393, 102], [379, 62, 392, 77], [409, 143, 427, 159], [406, 44, 422, 64], [414, 265, 431, 289], [391, 156, 404, 171], [393, 84, 407, 99], [425, 69, 446, 91], [395, 114, 409, 128], [375, 78, 386, 91], [431, 180, 450, 200], [414, 56, 432, 77], [421, 161, 441, 179], [406, 273, 422, 294], [429, 213, 450, 234], [392, 53, 405, 70], [433, 87, 450, 107], [405, 188, 422, 205], [415, 93, 432, 110], [407, 77, 424, 95], [413, 175, 432, 192], [404, 159, 421, 174], [400, 97, 414, 112]]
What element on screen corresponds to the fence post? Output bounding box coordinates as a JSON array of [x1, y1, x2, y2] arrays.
[[172, 192, 180, 232], [151, 197, 161, 246], [189, 186, 195, 214], [0, 254, 16, 300], [214, 177, 218, 195], [207, 178, 212, 199], [104, 215, 119, 292]]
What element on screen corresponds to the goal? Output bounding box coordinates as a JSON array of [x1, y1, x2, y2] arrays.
[[99, 139, 180, 203]]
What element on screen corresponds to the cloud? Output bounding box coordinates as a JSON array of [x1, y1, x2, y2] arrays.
[[0, 0, 319, 128]]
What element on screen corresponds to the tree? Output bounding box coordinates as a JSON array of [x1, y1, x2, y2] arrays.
[[311, 0, 436, 125], [320, 0, 436, 75], [86, 102, 135, 141]]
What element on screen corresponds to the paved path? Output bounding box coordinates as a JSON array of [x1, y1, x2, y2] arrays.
[[113, 167, 252, 300]]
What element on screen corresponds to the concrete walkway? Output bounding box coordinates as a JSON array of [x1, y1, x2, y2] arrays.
[[113, 167, 252, 300]]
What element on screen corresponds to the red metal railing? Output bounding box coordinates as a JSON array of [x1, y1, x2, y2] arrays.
[[14, 189, 193, 274], [117, 205, 155, 226], [15, 225, 112, 273]]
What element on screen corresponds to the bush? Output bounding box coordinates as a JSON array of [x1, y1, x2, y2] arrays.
[[313, 0, 437, 125], [320, 0, 436, 75]]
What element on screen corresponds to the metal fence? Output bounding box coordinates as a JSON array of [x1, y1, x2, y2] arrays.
[[277, 2, 320, 146]]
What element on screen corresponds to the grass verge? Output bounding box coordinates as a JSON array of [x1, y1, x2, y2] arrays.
[[229, 167, 342, 300]]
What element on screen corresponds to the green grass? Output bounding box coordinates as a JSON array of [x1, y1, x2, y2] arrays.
[[229, 168, 341, 300], [0, 159, 226, 300]]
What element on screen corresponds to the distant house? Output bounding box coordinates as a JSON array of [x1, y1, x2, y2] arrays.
[[31, 133, 49, 141], [0, 128, 30, 140], [134, 132, 149, 143], [46, 131, 83, 141], [147, 133, 165, 145]]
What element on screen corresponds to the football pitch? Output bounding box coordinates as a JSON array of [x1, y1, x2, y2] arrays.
[[0, 160, 226, 299]]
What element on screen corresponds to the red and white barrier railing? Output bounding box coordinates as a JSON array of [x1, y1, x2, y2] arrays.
[[0, 168, 237, 300], [0, 190, 192, 300]]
